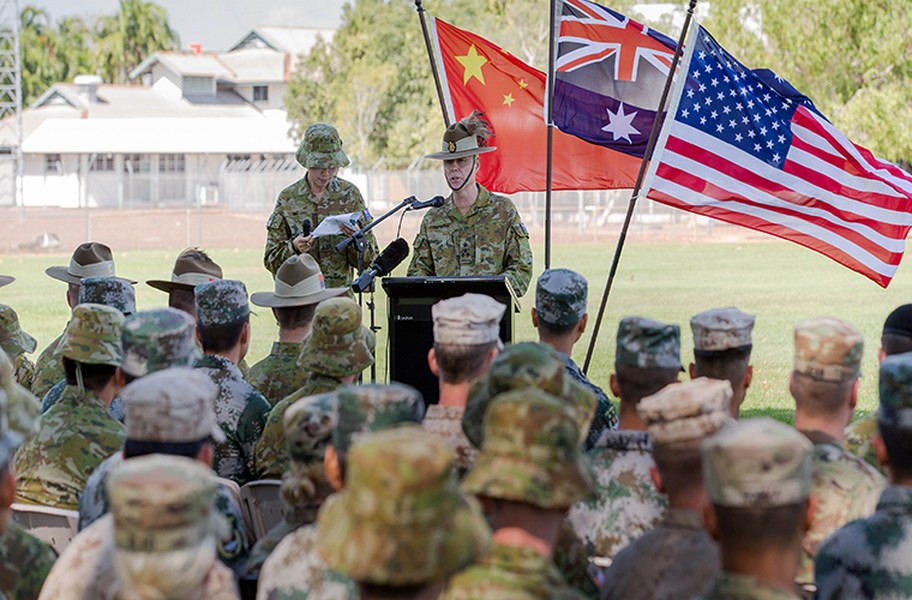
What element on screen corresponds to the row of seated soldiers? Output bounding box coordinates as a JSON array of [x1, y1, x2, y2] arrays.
[[0, 241, 907, 598]]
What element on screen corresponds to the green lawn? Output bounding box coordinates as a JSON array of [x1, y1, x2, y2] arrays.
[[2, 239, 909, 421]]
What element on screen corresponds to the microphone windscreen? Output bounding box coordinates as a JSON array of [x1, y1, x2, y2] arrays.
[[372, 238, 410, 276], [302, 218, 312, 237]]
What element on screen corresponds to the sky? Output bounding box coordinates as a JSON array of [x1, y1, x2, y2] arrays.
[[30, 0, 348, 50]]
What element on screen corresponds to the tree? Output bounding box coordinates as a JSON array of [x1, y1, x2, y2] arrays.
[[93, 0, 179, 84]]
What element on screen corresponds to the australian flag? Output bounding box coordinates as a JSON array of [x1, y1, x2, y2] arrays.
[[553, 0, 677, 157]]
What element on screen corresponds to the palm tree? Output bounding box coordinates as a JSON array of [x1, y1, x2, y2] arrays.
[[93, 0, 179, 84]]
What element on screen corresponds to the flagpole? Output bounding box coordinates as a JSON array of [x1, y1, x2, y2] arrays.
[[544, 0, 560, 270], [415, 0, 451, 127], [582, 0, 699, 374]]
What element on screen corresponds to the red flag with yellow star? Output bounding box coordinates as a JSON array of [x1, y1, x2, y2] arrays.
[[428, 16, 641, 193]]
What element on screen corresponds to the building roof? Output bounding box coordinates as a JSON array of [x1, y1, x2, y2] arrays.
[[229, 26, 334, 55]]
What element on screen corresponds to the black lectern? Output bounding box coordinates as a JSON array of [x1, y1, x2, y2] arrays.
[[381, 276, 518, 405]]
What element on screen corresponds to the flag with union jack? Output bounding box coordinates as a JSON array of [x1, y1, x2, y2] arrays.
[[553, 0, 676, 157]]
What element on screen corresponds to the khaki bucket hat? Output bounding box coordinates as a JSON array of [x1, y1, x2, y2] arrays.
[[0, 276, 13, 288], [46, 242, 135, 284], [425, 112, 497, 160], [251, 254, 347, 308], [147, 248, 223, 293]]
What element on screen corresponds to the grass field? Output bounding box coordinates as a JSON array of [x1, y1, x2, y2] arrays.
[[2, 238, 910, 421]]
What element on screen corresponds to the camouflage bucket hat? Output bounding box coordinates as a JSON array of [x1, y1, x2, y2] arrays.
[[793, 316, 863, 382], [78, 276, 136, 316], [121, 308, 200, 378], [878, 352, 912, 429], [46, 241, 136, 284], [0, 347, 39, 445], [463, 342, 596, 449], [107, 454, 226, 553], [535, 268, 588, 327], [251, 253, 347, 308], [296, 123, 350, 169], [284, 392, 338, 465], [55, 303, 125, 366], [298, 298, 373, 378], [194, 280, 250, 327], [333, 383, 424, 455], [691, 307, 755, 352], [0, 304, 37, 358], [616, 316, 682, 369], [147, 248, 223, 293], [638, 378, 733, 446], [463, 388, 596, 509], [317, 426, 490, 585]]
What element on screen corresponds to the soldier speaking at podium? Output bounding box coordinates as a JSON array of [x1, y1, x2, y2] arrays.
[[407, 111, 533, 296]]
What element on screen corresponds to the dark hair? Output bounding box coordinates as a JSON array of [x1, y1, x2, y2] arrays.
[[433, 341, 497, 384], [694, 346, 752, 392], [123, 437, 211, 460], [275, 303, 317, 330], [714, 502, 806, 549], [653, 442, 703, 494], [789, 371, 855, 417], [882, 333, 912, 357], [63, 357, 117, 392], [537, 318, 578, 337], [879, 422, 912, 479], [168, 288, 197, 317], [614, 364, 680, 405], [198, 317, 247, 353]]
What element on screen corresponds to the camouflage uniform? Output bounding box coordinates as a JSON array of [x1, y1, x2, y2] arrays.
[[247, 342, 306, 406], [264, 124, 377, 286], [0, 304, 37, 392], [845, 413, 881, 472], [701, 573, 800, 600], [0, 348, 40, 443], [0, 521, 57, 600], [30, 335, 64, 401], [12, 355, 35, 393], [39, 380, 125, 422], [423, 404, 478, 475]]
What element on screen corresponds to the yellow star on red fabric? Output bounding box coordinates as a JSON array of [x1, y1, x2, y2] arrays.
[[503, 93, 515, 107], [455, 45, 488, 85]]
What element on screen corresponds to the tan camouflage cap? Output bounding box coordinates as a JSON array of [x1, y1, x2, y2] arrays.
[[317, 426, 490, 585], [0, 275, 12, 288], [296, 123, 350, 169], [793, 317, 863, 382], [46, 242, 135, 284], [78, 276, 136, 316], [432, 293, 505, 346], [333, 383, 424, 455], [121, 308, 200, 378], [284, 392, 338, 465], [194, 280, 249, 327], [0, 304, 36, 358], [107, 454, 225, 553], [463, 342, 596, 449], [702, 417, 813, 507], [0, 347, 39, 445], [877, 352, 912, 429], [298, 298, 373, 378], [463, 388, 596, 509], [251, 254, 346, 308], [616, 316, 682, 369], [147, 247, 223, 293], [535, 268, 588, 326], [691, 307, 755, 352], [122, 367, 225, 444], [55, 303, 125, 366], [425, 113, 497, 160], [638, 378, 733, 446]]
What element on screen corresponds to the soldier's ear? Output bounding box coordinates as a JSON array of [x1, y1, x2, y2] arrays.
[[804, 495, 817, 535], [324, 446, 344, 491], [744, 365, 753, 390], [577, 314, 588, 337], [649, 465, 665, 494], [703, 504, 719, 541], [688, 363, 696, 380], [609, 373, 620, 399], [531, 307, 539, 328], [428, 348, 439, 377], [873, 434, 890, 472]]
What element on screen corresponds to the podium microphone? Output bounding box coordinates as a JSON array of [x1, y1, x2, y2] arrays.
[[408, 196, 446, 210], [352, 238, 410, 293]]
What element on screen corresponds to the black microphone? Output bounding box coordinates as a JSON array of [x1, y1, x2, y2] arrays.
[[352, 238, 410, 293], [409, 196, 446, 210], [301, 218, 312, 237]]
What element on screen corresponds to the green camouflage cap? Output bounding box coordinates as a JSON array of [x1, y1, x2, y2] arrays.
[[793, 317, 863, 382], [0, 304, 37, 358], [432, 293, 505, 346], [107, 454, 226, 553], [194, 279, 249, 327], [463, 342, 596, 449], [334, 383, 424, 456], [691, 307, 755, 352], [317, 426, 490, 585], [121, 308, 200, 378], [78, 276, 136, 316], [616, 316, 682, 369], [298, 298, 373, 378], [702, 417, 813, 508], [638, 378, 733, 446], [878, 352, 912, 429], [284, 392, 338, 465], [296, 123, 350, 169], [463, 388, 596, 509], [0, 347, 39, 445], [535, 268, 588, 326], [55, 303, 125, 366]]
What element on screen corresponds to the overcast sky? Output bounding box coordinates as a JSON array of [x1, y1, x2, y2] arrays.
[[30, 0, 348, 50]]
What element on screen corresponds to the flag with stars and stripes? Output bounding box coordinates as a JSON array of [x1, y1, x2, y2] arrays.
[[645, 24, 912, 287]]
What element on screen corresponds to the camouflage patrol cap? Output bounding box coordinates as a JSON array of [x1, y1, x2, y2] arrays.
[[317, 426, 490, 586], [616, 316, 682, 369], [147, 247, 223, 293], [298, 298, 373, 378], [284, 392, 338, 465], [122, 367, 225, 444], [702, 417, 813, 508], [333, 383, 424, 456], [251, 253, 346, 308], [107, 454, 225, 553], [463, 342, 596, 449], [0, 347, 39, 445], [194, 280, 250, 327], [793, 317, 863, 382], [638, 378, 733, 446], [463, 388, 596, 509], [691, 307, 755, 352], [121, 308, 200, 378], [535, 268, 588, 326], [56, 303, 125, 366], [296, 123, 350, 169], [46, 241, 135, 284], [432, 293, 505, 346], [877, 352, 912, 429], [78, 276, 136, 316], [0, 304, 37, 358]]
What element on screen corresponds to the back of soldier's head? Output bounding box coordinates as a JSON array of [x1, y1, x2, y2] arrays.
[[877, 353, 912, 480], [432, 293, 505, 384], [691, 308, 754, 413], [790, 317, 863, 417], [882, 305, 912, 357], [194, 280, 250, 353], [614, 317, 682, 405], [535, 268, 587, 336]]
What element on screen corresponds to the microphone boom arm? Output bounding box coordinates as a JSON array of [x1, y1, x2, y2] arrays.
[[335, 196, 417, 253]]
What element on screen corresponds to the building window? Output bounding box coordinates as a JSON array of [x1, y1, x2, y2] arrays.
[[253, 85, 269, 102], [183, 75, 214, 96], [123, 154, 151, 173], [91, 154, 115, 171], [160, 154, 185, 173], [45, 154, 62, 174]]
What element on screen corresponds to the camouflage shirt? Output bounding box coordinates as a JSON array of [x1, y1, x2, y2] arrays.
[[601, 508, 719, 600], [31, 332, 63, 400], [816, 485, 912, 599], [422, 404, 478, 476], [40, 380, 125, 422], [797, 430, 885, 586], [255, 373, 343, 480], [700, 572, 800, 599], [264, 175, 378, 287], [13, 354, 36, 392], [247, 342, 307, 406], [558, 351, 619, 449], [0, 521, 56, 600], [844, 414, 883, 474], [566, 430, 667, 560], [195, 354, 271, 486], [441, 542, 587, 600], [407, 186, 533, 296], [13, 385, 126, 510]]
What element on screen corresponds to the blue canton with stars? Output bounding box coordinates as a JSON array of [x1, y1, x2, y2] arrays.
[[674, 27, 820, 168]]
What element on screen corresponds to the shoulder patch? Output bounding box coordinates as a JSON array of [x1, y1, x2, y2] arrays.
[[513, 222, 530, 238], [266, 213, 277, 228]]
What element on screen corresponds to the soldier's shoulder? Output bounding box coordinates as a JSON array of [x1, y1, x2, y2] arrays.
[[814, 443, 885, 488], [277, 177, 310, 201]]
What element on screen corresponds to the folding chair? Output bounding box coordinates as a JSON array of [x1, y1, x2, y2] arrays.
[[239, 480, 283, 543], [11, 503, 80, 554]]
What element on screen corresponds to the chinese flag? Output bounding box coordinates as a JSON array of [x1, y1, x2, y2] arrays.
[[429, 16, 642, 193]]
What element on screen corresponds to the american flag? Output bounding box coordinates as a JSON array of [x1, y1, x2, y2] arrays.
[[645, 25, 912, 287]]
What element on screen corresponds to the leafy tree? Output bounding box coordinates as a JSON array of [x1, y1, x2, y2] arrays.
[[93, 0, 179, 84]]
